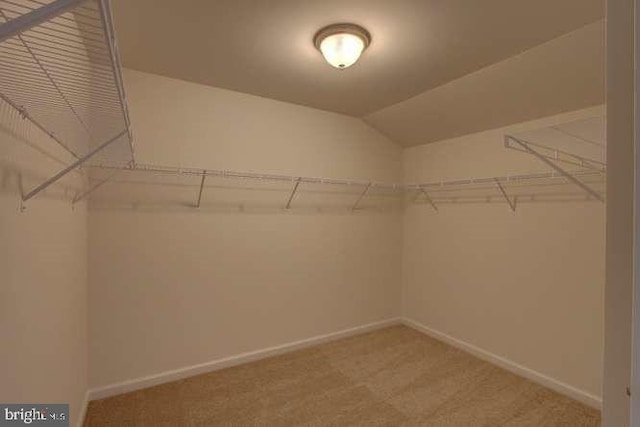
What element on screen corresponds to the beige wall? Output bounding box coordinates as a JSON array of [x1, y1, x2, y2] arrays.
[[88, 69, 403, 389], [120, 69, 401, 180], [604, 0, 635, 425], [88, 71, 605, 405], [0, 101, 88, 426], [402, 107, 605, 401]]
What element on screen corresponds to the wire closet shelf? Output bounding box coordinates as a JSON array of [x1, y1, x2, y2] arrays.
[[406, 168, 604, 212], [85, 152, 605, 213], [84, 163, 406, 212], [405, 115, 607, 211], [0, 0, 134, 202], [84, 116, 606, 212]]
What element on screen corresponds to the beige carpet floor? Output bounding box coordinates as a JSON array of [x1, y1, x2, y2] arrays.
[[84, 325, 600, 426]]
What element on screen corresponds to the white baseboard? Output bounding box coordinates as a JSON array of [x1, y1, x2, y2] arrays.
[[401, 317, 602, 410], [88, 317, 600, 410], [88, 317, 401, 401], [76, 390, 90, 427]]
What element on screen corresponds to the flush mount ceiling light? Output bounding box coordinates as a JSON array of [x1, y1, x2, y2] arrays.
[[314, 23, 371, 69]]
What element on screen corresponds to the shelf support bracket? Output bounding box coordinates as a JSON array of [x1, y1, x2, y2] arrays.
[[494, 179, 516, 212], [418, 187, 438, 212], [196, 171, 207, 208], [72, 160, 132, 206], [352, 183, 372, 211], [505, 135, 604, 202], [22, 129, 127, 202], [285, 178, 301, 209], [0, 0, 88, 43]]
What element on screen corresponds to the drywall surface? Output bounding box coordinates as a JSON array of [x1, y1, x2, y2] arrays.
[[119, 70, 402, 178], [0, 101, 88, 426], [604, 0, 634, 425], [402, 107, 605, 401], [88, 69, 403, 389]]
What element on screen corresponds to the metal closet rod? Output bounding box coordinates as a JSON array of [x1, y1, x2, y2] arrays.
[[91, 163, 602, 192], [84, 163, 603, 214], [404, 169, 603, 191], [91, 163, 404, 190]]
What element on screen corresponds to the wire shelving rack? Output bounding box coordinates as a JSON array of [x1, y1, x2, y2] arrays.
[[0, 0, 134, 203]]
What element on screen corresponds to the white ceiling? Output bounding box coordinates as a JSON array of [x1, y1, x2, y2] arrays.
[[364, 22, 604, 147], [112, 0, 604, 119]]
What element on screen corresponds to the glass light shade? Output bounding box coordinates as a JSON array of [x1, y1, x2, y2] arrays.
[[319, 32, 366, 69]]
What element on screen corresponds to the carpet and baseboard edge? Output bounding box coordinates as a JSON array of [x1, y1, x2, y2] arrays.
[[401, 317, 602, 410], [76, 390, 90, 427], [87, 317, 402, 401], [86, 316, 601, 412]]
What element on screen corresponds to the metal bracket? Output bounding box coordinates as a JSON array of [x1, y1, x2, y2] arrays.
[[285, 178, 301, 209], [495, 179, 516, 212], [71, 160, 132, 206], [352, 183, 372, 211], [504, 135, 605, 172], [0, 0, 89, 43], [22, 129, 127, 202], [415, 187, 438, 212], [195, 171, 207, 208], [17, 105, 27, 120], [505, 135, 604, 202]]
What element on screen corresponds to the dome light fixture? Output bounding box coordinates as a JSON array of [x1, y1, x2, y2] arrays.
[[314, 23, 371, 69]]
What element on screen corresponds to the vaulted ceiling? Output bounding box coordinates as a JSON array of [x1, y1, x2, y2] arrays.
[[112, 0, 604, 146], [364, 21, 604, 146]]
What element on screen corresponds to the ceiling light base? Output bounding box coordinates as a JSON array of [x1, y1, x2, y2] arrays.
[[314, 23, 371, 69]]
